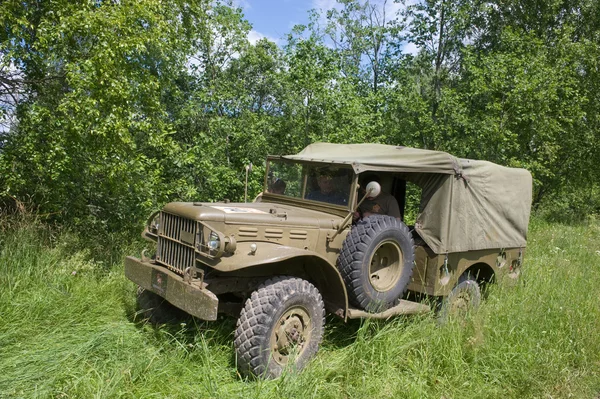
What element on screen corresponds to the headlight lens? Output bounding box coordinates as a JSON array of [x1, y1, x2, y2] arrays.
[[207, 231, 220, 251], [149, 213, 160, 233]]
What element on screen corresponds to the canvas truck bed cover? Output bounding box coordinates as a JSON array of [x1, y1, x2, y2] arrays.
[[284, 143, 533, 254], [414, 159, 532, 254]]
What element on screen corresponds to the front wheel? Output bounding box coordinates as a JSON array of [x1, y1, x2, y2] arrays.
[[135, 287, 187, 325], [234, 277, 325, 379]]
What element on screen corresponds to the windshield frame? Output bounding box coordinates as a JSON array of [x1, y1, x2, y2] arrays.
[[262, 156, 358, 213]]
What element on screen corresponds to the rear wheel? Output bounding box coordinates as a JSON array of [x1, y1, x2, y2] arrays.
[[234, 277, 325, 379], [438, 274, 481, 321]]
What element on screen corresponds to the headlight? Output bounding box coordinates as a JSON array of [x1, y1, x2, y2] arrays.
[[196, 224, 233, 258], [207, 232, 220, 251], [148, 212, 160, 234]]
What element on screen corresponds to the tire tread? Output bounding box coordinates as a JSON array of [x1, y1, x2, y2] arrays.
[[234, 276, 325, 378], [337, 215, 415, 310]]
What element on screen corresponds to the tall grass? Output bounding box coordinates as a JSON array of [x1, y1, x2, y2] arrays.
[[1, 215, 599, 398]]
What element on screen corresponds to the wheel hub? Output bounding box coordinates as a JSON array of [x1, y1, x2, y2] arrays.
[[449, 291, 472, 313], [369, 241, 404, 292], [271, 307, 312, 365]]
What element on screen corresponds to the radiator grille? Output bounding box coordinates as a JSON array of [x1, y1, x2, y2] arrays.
[[161, 212, 196, 242], [157, 212, 197, 274]]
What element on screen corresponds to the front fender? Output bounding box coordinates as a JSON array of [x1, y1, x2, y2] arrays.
[[202, 242, 349, 319], [204, 242, 325, 271]]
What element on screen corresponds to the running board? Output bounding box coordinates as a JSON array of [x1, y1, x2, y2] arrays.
[[346, 299, 430, 319]]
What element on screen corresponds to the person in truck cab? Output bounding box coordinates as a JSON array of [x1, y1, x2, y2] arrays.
[[269, 178, 286, 194], [355, 174, 402, 220], [306, 168, 348, 205]]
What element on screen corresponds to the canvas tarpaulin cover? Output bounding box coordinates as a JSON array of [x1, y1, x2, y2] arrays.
[[284, 143, 533, 255], [414, 159, 532, 254], [284, 142, 461, 175]]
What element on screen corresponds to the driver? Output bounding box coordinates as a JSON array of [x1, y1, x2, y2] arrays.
[[306, 168, 347, 205]]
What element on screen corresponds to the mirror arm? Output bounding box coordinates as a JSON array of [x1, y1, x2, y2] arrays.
[[328, 188, 373, 242]]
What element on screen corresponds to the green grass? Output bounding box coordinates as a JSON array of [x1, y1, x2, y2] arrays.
[[1, 215, 600, 398]]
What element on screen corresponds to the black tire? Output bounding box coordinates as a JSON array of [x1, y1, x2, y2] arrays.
[[234, 277, 325, 379], [337, 215, 415, 312], [135, 287, 186, 325], [438, 274, 481, 322]]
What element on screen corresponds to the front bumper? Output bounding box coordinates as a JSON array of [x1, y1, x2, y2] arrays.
[[125, 256, 218, 321]]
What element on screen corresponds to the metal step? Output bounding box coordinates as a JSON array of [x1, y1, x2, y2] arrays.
[[346, 299, 431, 319]]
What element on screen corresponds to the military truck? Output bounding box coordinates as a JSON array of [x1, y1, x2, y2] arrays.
[[125, 143, 532, 379]]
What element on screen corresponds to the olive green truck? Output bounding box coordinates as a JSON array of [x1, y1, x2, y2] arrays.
[[125, 143, 532, 378]]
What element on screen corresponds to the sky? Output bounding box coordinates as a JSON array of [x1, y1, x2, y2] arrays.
[[237, 0, 407, 46], [239, 0, 314, 44]]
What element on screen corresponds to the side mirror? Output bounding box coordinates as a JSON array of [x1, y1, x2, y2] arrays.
[[365, 181, 381, 198]]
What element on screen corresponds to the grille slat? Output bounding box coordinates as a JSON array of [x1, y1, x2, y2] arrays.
[[158, 212, 196, 274]]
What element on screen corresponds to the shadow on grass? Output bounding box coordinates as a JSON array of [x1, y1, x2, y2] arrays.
[[321, 315, 364, 349], [121, 285, 236, 345]]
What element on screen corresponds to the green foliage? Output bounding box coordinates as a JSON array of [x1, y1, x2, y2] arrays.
[[0, 0, 209, 242], [1, 0, 600, 243], [536, 183, 600, 223]]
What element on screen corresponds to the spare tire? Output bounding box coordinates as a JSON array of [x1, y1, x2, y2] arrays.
[[337, 215, 415, 312]]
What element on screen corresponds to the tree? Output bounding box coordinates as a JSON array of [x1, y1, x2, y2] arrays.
[[401, 0, 477, 122], [324, 0, 401, 94], [0, 0, 208, 240]]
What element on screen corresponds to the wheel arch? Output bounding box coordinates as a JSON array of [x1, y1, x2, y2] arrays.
[[302, 254, 348, 317], [261, 254, 348, 319], [462, 262, 496, 286], [213, 246, 349, 319]]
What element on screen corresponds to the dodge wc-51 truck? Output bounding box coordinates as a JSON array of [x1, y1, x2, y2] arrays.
[[125, 143, 532, 378]]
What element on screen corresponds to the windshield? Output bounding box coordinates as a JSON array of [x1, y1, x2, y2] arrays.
[[265, 159, 354, 207]]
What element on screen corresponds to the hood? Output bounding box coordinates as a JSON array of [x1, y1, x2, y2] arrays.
[[162, 202, 343, 229]]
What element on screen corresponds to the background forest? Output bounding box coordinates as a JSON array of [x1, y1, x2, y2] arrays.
[[1, 0, 600, 243]]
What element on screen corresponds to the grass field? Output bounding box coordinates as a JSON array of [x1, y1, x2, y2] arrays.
[[1, 216, 600, 398]]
